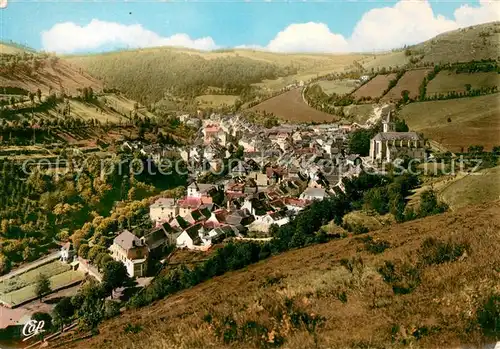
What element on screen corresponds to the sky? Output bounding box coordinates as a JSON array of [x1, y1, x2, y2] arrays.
[[0, 0, 499, 54]]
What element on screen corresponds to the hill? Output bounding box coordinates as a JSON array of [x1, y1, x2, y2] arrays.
[[399, 93, 500, 152], [0, 52, 102, 96], [248, 88, 338, 123], [54, 201, 500, 349]]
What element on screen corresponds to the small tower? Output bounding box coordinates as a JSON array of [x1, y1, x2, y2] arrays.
[[382, 109, 395, 133]]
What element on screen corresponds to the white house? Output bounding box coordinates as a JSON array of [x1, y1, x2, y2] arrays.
[[176, 223, 211, 250], [187, 182, 216, 198], [300, 187, 328, 201], [109, 230, 148, 278], [60, 242, 74, 263], [150, 198, 179, 224]]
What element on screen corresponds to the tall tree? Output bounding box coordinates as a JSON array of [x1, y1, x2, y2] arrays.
[[35, 273, 52, 302], [102, 260, 129, 297]]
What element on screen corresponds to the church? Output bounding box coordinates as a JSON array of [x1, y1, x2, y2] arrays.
[[369, 110, 425, 163]]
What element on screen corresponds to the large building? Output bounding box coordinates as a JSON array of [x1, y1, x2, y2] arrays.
[[369, 110, 425, 163], [109, 230, 148, 277]]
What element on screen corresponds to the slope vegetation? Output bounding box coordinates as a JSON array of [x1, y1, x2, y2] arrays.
[[399, 93, 500, 151], [58, 202, 500, 349]]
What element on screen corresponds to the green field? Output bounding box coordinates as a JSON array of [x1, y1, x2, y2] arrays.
[[317, 79, 358, 95], [440, 166, 500, 210], [1, 270, 84, 306], [399, 93, 500, 152], [426, 71, 500, 96], [194, 94, 239, 107], [0, 260, 70, 294], [0, 260, 85, 306]]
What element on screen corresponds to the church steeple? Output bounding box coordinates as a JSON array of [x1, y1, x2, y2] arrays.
[[382, 109, 395, 133]]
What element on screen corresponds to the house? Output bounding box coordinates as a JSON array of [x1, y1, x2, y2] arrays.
[[300, 187, 328, 201], [109, 230, 149, 277], [369, 110, 425, 163], [187, 182, 216, 198], [226, 209, 255, 227], [150, 198, 179, 224], [248, 211, 290, 233], [176, 223, 207, 250], [60, 242, 74, 263], [141, 222, 178, 252]]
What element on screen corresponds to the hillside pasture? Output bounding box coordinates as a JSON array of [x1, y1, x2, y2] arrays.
[[400, 93, 500, 152], [351, 73, 396, 101], [440, 166, 500, 210], [381, 69, 431, 102], [195, 94, 239, 107], [426, 71, 500, 96], [317, 79, 358, 95], [249, 88, 338, 123]]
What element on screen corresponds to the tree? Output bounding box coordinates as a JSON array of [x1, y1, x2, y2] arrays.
[[31, 312, 52, 336], [101, 260, 129, 297], [0, 253, 11, 275], [401, 89, 410, 103], [77, 282, 105, 334], [35, 274, 52, 302], [348, 129, 374, 156], [52, 297, 75, 331], [78, 243, 90, 259], [36, 88, 42, 103], [465, 83, 472, 92]]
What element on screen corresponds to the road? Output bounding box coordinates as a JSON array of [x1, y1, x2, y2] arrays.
[[0, 251, 61, 283]]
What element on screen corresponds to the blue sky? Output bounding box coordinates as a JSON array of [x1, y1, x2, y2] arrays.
[[1, 0, 498, 53]]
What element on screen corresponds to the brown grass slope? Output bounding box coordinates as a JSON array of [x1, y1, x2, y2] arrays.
[[60, 202, 500, 349], [249, 88, 338, 123], [0, 57, 102, 96]]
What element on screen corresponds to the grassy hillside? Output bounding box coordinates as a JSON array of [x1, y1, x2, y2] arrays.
[[440, 166, 500, 210], [399, 93, 500, 151], [0, 53, 102, 96], [56, 201, 500, 349], [248, 88, 338, 123], [426, 71, 500, 96], [413, 21, 500, 64]]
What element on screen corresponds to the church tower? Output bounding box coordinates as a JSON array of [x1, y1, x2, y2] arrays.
[[382, 109, 395, 133]]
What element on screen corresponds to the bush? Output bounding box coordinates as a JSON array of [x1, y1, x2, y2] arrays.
[[358, 236, 391, 254], [104, 300, 121, 319], [419, 238, 468, 265], [477, 294, 500, 338], [378, 261, 421, 295]]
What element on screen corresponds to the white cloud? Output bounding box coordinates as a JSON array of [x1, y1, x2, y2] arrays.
[[266, 22, 349, 53], [262, 0, 499, 53], [41, 19, 218, 53], [41, 1, 499, 54]]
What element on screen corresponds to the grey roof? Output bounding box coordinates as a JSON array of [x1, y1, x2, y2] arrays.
[[302, 187, 327, 197], [114, 230, 143, 250], [372, 132, 422, 141]]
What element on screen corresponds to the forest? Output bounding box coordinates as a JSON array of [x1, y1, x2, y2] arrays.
[[69, 51, 298, 103]]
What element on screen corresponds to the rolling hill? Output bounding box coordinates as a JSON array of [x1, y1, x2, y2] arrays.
[[53, 201, 500, 349], [63, 22, 500, 107]]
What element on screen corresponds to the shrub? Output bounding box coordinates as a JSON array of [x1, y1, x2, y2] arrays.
[[378, 261, 421, 295], [418, 238, 468, 265], [477, 293, 500, 338], [358, 236, 391, 254]]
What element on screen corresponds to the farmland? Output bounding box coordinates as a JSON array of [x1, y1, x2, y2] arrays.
[[381, 69, 431, 102], [399, 93, 500, 152], [248, 88, 338, 123], [351, 73, 396, 101], [317, 79, 358, 95], [0, 260, 85, 307], [426, 71, 500, 96]]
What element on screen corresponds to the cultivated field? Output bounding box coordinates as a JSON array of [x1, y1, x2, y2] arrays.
[[381, 69, 431, 102], [195, 94, 239, 107], [317, 79, 358, 95], [399, 93, 500, 151], [351, 73, 396, 101], [440, 166, 500, 210], [249, 88, 338, 123], [426, 71, 500, 96], [59, 202, 500, 349], [0, 260, 84, 307]]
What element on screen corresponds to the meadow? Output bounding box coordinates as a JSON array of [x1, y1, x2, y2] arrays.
[[317, 79, 358, 95], [426, 71, 500, 96], [352, 73, 396, 101], [381, 68, 431, 102], [399, 93, 500, 151]]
